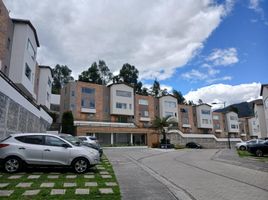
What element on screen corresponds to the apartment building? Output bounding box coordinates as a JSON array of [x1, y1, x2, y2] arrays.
[[260, 84, 268, 137], [212, 112, 226, 138], [177, 104, 194, 133], [60, 81, 158, 146], [225, 111, 240, 137], [192, 104, 213, 134], [159, 95, 178, 121]]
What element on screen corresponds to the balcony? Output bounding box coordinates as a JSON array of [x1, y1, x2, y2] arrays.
[[140, 117, 151, 122], [81, 108, 96, 113], [182, 124, 191, 128]]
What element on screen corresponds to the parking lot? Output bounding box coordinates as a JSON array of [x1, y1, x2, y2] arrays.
[[105, 147, 268, 200]]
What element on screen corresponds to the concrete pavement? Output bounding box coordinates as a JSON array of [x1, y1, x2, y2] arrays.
[[105, 148, 268, 200]]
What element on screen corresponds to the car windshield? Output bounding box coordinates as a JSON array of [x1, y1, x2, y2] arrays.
[[60, 135, 81, 146]]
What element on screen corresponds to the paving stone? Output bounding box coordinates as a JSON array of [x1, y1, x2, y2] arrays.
[[84, 175, 95, 179], [100, 171, 110, 175], [16, 182, 33, 188], [23, 190, 40, 196], [97, 166, 105, 170], [50, 172, 60, 174], [63, 182, 77, 187], [0, 175, 2, 178], [0, 183, 9, 188], [99, 188, 114, 194], [40, 182, 55, 188], [105, 182, 118, 186], [48, 175, 59, 179], [86, 172, 94, 175], [8, 175, 22, 179], [32, 172, 43, 174], [85, 182, 98, 187], [51, 189, 66, 195], [75, 188, 90, 195], [0, 190, 13, 197], [66, 175, 77, 179], [101, 175, 112, 178], [28, 175, 40, 179]]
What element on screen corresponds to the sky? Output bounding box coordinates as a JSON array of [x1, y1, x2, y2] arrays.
[[3, 0, 268, 108]]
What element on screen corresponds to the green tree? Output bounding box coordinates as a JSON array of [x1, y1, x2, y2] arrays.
[[172, 89, 185, 104], [119, 63, 139, 85], [135, 81, 143, 94], [52, 64, 74, 94], [98, 60, 113, 84], [61, 111, 74, 135], [141, 87, 149, 96], [151, 79, 161, 97], [152, 116, 176, 144]]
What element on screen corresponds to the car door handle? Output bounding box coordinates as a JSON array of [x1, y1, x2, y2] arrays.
[[19, 147, 25, 150], [44, 149, 51, 152]]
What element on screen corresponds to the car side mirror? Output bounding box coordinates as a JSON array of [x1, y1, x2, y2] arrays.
[[62, 143, 70, 148]]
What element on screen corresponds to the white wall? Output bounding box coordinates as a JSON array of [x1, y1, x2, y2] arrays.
[[262, 86, 268, 136], [37, 68, 52, 109], [9, 23, 38, 99], [225, 112, 239, 133], [51, 94, 60, 105], [196, 104, 213, 129], [254, 103, 267, 138], [110, 84, 134, 116], [248, 117, 261, 138], [159, 95, 178, 121]]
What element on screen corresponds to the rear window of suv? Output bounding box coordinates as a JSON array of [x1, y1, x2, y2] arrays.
[[15, 135, 43, 145]]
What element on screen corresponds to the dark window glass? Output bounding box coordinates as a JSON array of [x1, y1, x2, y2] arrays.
[[15, 135, 43, 145], [45, 136, 66, 147], [81, 87, 95, 94]]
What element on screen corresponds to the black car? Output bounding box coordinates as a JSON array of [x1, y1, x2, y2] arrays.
[[185, 142, 202, 149], [247, 140, 268, 157]]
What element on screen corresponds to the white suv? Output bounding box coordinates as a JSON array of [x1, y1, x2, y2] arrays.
[[78, 136, 98, 144], [0, 133, 100, 173]]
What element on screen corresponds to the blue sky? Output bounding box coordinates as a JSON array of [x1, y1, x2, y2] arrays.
[[154, 0, 268, 95], [4, 0, 267, 107]]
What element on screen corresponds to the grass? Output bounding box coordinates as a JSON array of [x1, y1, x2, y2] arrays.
[[237, 150, 268, 162], [0, 156, 121, 200]]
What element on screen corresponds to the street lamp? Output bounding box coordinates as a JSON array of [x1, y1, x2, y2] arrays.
[[211, 101, 231, 149]]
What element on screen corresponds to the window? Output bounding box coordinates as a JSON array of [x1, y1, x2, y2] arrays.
[[213, 115, 219, 120], [81, 87, 95, 94], [165, 112, 173, 117], [231, 124, 238, 129], [230, 116, 238, 120], [45, 136, 66, 147], [201, 110, 210, 115], [214, 124, 220, 129], [139, 99, 148, 105], [129, 104, 132, 110], [25, 63, 31, 80], [116, 102, 127, 109], [202, 119, 209, 124], [116, 90, 132, 97], [141, 110, 149, 117], [48, 78, 51, 87], [27, 39, 36, 60], [70, 104, 75, 110], [164, 101, 176, 108], [15, 135, 43, 145], [71, 91, 75, 96], [89, 99, 95, 109], [180, 108, 188, 113]]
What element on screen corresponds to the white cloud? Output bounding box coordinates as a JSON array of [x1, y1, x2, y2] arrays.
[[206, 48, 238, 67], [206, 76, 232, 84], [3, 0, 231, 80], [249, 0, 260, 11], [184, 82, 261, 107]]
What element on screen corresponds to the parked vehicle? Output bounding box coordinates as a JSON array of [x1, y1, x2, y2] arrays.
[[185, 142, 202, 149], [247, 140, 268, 157], [235, 139, 264, 151], [0, 133, 100, 173], [78, 136, 98, 144]]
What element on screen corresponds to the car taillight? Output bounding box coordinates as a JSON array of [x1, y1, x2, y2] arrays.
[[0, 144, 9, 148]]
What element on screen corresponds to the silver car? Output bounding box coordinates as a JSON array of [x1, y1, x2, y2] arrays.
[[0, 133, 100, 173], [235, 139, 264, 151]]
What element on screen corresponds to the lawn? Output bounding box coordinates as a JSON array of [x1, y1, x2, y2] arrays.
[[237, 150, 268, 162], [0, 156, 121, 200]]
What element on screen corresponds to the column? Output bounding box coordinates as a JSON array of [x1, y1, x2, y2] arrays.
[[130, 133, 133, 145], [111, 133, 114, 145]]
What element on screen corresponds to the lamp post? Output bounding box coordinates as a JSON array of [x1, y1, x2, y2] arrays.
[[212, 101, 231, 149]]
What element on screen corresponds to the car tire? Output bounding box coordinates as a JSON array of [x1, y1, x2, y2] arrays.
[[4, 156, 22, 173], [255, 149, 263, 157], [239, 146, 246, 151], [72, 158, 89, 173]]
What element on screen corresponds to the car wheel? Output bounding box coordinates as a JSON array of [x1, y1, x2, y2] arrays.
[[4, 156, 22, 173], [239, 146, 246, 151], [72, 158, 89, 173], [255, 149, 263, 157]]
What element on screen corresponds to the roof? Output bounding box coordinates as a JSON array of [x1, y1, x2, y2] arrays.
[[252, 99, 263, 106], [39, 65, 53, 77], [12, 18, 40, 47], [260, 84, 268, 96], [107, 82, 134, 88], [158, 94, 177, 99], [194, 103, 212, 107]]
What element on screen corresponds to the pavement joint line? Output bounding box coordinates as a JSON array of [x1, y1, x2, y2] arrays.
[[125, 154, 195, 200], [173, 155, 268, 193]]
